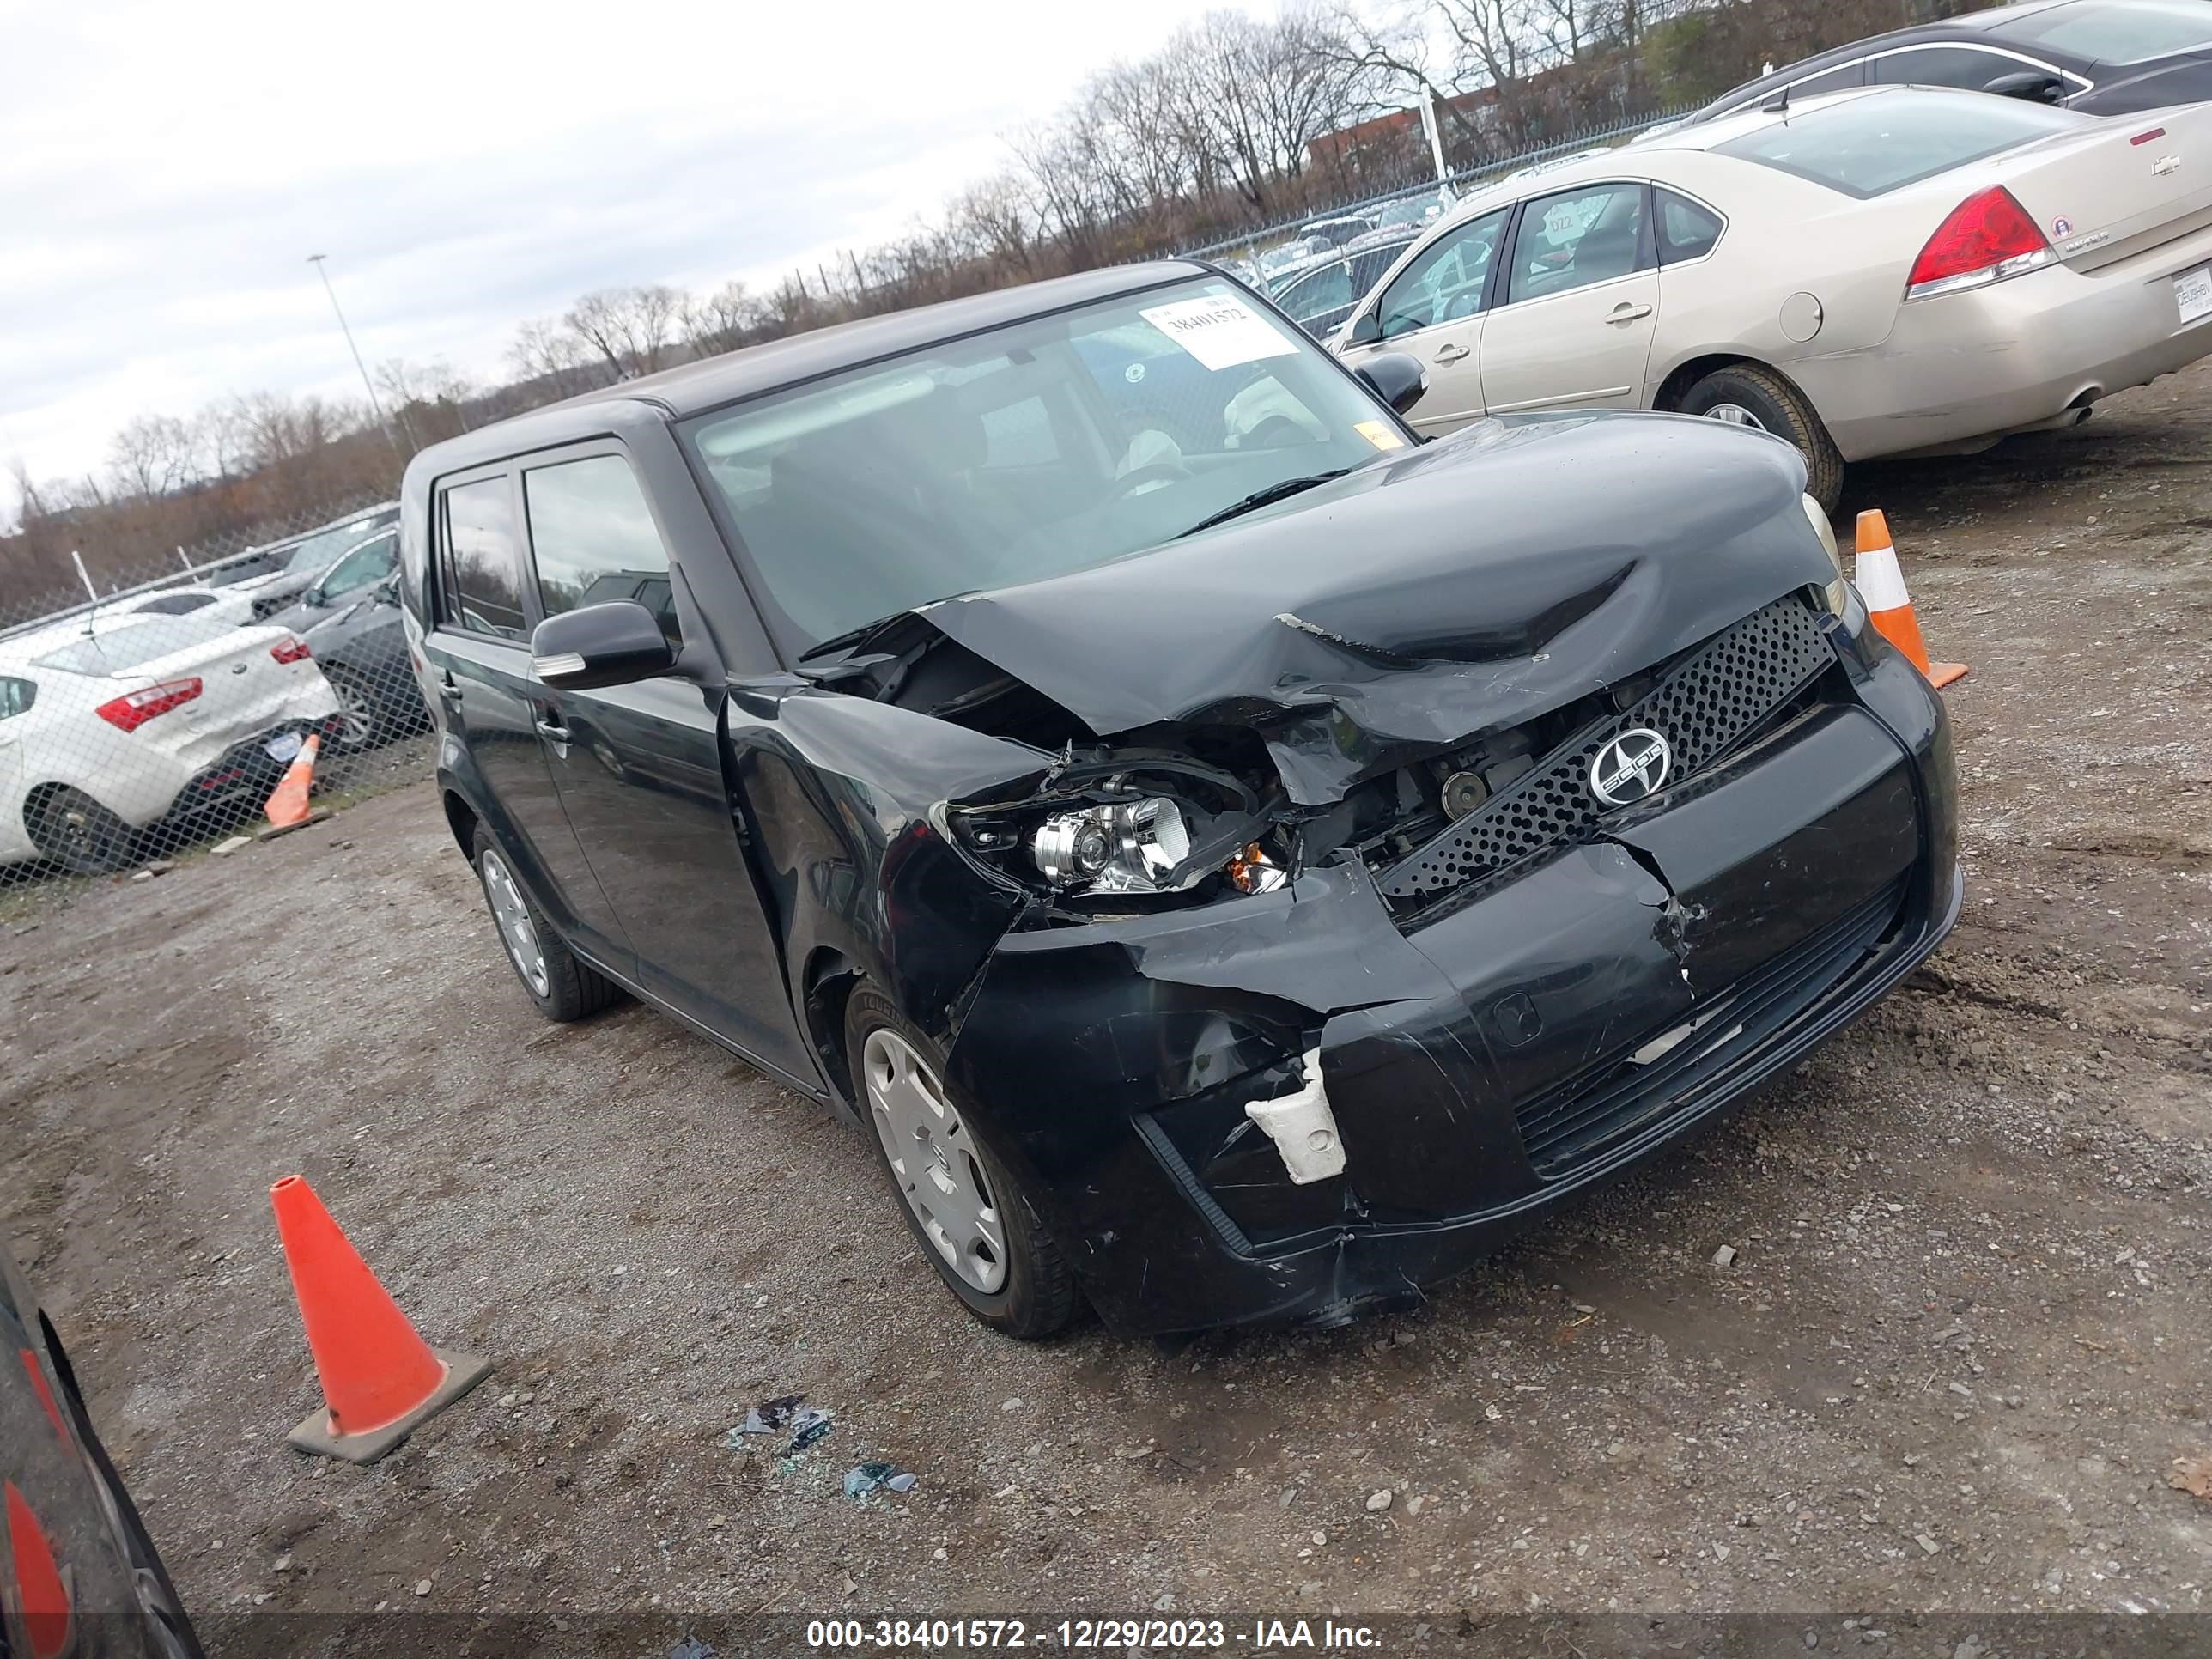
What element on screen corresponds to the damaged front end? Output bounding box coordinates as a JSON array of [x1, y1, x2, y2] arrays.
[[800, 416, 1961, 1334]]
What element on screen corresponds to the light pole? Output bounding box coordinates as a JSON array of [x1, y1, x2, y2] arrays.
[[307, 253, 407, 459]]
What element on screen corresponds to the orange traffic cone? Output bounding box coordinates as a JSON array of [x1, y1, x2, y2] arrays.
[[4, 1481, 75, 1659], [271, 1175, 491, 1463], [1854, 510, 1967, 690], [263, 733, 322, 830]]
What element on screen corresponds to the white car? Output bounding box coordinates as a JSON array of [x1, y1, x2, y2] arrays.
[[94, 583, 264, 628], [1335, 85, 2212, 505], [0, 612, 341, 872]]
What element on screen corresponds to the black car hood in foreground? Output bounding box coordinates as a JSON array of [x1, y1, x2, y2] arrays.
[[852, 412, 1835, 805]]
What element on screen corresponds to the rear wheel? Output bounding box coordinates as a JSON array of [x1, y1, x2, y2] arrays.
[[472, 825, 621, 1022], [844, 984, 1078, 1340], [1678, 362, 1844, 513], [30, 787, 135, 875]]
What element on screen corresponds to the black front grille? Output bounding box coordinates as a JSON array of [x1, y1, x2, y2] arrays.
[[1515, 876, 1906, 1178], [1380, 597, 1834, 900]]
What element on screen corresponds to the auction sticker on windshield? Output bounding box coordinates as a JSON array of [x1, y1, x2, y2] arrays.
[[1139, 295, 1298, 372]]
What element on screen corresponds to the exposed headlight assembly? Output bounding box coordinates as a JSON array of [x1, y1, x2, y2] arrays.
[[1029, 795, 1194, 895], [1802, 494, 1849, 617]]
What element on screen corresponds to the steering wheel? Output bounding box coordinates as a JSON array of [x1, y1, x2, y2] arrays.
[[1109, 460, 1192, 499]]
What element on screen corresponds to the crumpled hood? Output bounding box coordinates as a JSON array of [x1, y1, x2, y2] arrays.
[[914, 412, 1834, 804]]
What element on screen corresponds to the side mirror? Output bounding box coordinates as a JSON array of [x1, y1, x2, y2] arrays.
[[1347, 310, 1384, 347], [304, 587, 327, 610], [531, 599, 673, 690], [1354, 350, 1427, 416], [1982, 70, 2064, 105]]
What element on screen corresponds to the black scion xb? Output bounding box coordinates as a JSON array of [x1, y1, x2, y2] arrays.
[[400, 261, 1959, 1338]]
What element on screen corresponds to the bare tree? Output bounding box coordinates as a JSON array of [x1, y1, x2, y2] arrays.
[[507, 317, 597, 401], [563, 285, 684, 380], [680, 281, 764, 359], [107, 414, 198, 499]]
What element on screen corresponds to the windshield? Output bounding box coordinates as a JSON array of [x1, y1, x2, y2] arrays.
[[1713, 88, 2085, 198], [682, 276, 1408, 647], [283, 511, 396, 574], [1996, 0, 2212, 64]]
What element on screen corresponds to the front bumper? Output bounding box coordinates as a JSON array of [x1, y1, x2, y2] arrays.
[[1801, 218, 2212, 462], [943, 643, 1958, 1334]]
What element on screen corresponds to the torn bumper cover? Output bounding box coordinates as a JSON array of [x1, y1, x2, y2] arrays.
[[942, 648, 1958, 1335]]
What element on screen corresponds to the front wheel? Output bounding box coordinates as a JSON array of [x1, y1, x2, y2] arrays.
[[844, 985, 1078, 1340], [31, 787, 135, 875], [325, 668, 383, 752], [1679, 362, 1844, 513]]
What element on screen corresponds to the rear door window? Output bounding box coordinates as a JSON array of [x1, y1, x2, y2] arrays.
[[1505, 183, 1649, 304], [1713, 89, 2086, 197], [437, 477, 529, 640], [523, 453, 680, 647]]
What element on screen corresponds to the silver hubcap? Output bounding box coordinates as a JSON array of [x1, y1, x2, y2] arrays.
[[480, 848, 550, 997], [863, 1029, 1006, 1294], [1705, 402, 1766, 430], [335, 680, 374, 746]]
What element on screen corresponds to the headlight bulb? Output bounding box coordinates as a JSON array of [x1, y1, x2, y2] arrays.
[[1029, 796, 1194, 894]]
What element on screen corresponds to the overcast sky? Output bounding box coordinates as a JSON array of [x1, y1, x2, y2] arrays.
[[1, 0, 1251, 499]]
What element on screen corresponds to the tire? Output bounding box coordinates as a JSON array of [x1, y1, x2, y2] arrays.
[[843, 984, 1079, 1340], [1678, 362, 1845, 514], [30, 786, 136, 875], [326, 667, 383, 752], [471, 824, 621, 1022]]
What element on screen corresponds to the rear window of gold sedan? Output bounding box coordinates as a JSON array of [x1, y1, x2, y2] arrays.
[[1714, 88, 2085, 198]]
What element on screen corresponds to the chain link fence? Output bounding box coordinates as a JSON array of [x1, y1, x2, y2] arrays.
[[0, 496, 435, 913], [1181, 105, 1695, 276]]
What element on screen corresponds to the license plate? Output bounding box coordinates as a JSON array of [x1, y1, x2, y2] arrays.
[[2176, 264, 2212, 324], [264, 732, 304, 763]]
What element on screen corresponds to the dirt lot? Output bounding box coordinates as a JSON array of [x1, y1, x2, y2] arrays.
[[6, 363, 2212, 1644]]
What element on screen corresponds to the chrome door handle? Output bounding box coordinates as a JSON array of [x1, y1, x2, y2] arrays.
[[1432, 343, 1470, 363], [436, 674, 463, 704], [1607, 303, 1654, 324], [534, 716, 573, 743]]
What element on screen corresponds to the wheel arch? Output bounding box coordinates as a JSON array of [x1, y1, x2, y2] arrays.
[[441, 787, 480, 861], [1652, 351, 1827, 418], [801, 948, 863, 1120]]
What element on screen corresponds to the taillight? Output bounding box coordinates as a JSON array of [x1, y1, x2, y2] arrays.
[[94, 678, 202, 732], [271, 635, 312, 664], [1905, 186, 2052, 301]]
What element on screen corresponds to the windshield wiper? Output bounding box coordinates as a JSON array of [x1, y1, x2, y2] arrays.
[[1174, 469, 1351, 539], [798, 612, 908, 665]]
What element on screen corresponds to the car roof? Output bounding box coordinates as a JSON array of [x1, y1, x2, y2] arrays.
[[1698, 0, 2089, 112], [556, 262, 1205, 420], [410, 263, 1216, 482]]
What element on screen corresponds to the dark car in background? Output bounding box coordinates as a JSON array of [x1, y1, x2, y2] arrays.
[[267, 525, 400, 635], [292, 530, 429, 751], [1271, 233, 1417, 338], [208, 504, 398, 617], [1685, 0, 2212, 125], [400, 261, 1957, 1340], [2, 1242, 201, 1656]]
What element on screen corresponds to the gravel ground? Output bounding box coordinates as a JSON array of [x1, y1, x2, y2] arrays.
[[5, 366, 2211, 1645]]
